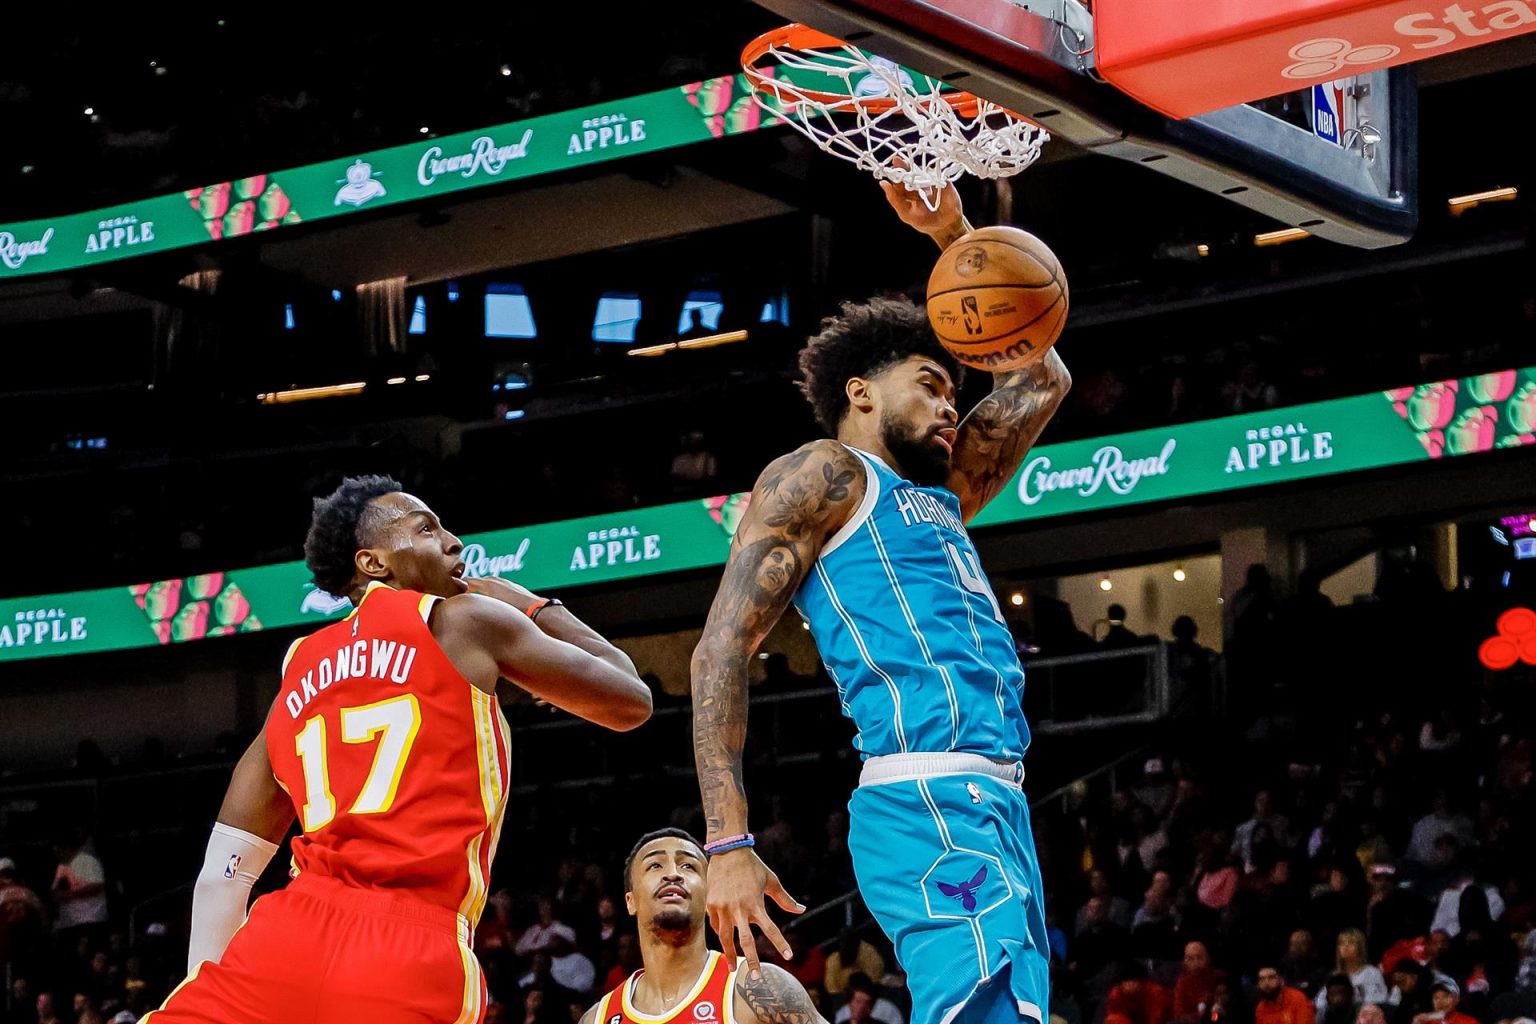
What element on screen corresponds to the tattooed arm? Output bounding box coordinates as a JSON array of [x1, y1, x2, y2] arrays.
[[948, 348, 1071, 522], [733, 964, 830, 1024], [691, 439, 864, 973]]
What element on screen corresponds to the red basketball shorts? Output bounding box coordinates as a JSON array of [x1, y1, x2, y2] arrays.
[[142, 872, 486, 1024]]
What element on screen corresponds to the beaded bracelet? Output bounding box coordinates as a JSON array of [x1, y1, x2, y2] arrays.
[[703, 833, 756, 856]]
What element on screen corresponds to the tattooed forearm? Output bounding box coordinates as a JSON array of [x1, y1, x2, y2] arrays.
[[948, 348, 1071, 522], [735, 965, 828, 1024], [691, 442, 862, 838]]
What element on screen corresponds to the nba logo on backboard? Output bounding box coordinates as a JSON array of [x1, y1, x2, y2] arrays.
[[1310, 82, 1344, 145]]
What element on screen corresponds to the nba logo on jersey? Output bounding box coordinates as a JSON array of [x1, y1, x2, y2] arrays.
[[224, 854, 241, 879]]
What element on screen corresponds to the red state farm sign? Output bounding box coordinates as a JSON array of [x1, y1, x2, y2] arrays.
[[1094, 0, 1536, 118]]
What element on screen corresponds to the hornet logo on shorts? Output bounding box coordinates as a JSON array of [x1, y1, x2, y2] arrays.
[[937, 865, 988, 912]]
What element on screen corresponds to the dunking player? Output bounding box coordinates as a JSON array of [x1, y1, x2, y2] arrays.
[[691, 183, 1071, 1024], [578, 829, 826, 1024], [144, 476, 651, 1024]]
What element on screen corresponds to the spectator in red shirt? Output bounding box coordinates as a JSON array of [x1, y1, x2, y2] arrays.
[[1175, 941, 1226, 1019], [1107, 960, 1172, 1024], [1255, 963, 1317, 1024]]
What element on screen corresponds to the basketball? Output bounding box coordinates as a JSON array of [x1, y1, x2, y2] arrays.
[[925, 226, 1069, 372]]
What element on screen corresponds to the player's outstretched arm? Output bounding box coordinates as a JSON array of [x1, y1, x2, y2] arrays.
[[691, 439, 863, 974], [437, 593, 651, 731], [733, 963, 830, 1024], [189, 725, 294, 971], [948, 348, 1071, 521], [464, 574, 638, 678]]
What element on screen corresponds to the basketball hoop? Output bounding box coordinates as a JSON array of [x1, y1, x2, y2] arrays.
[[741, 24, 1050, 210]]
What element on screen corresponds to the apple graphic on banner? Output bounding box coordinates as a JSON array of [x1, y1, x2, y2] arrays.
[[224, 201, 257, 237], [1447, 406, 1498, 456], [144, 578, 183, 621], [203, 219, 224, 240], [152, 620, 173, 644], [235, 175, 267, 201], [240, 614, 263, 632], [188, 573, 223, 601], [259, 183, 291, 221], [1496, 433, 1536, 448], [282, 210, 302, 225], [215, 585, 250, 627], [1507, 382, 1536, 434], [1416, 429, 1445, 458], [1407, 381, 1458, 431], [1468, 370, 1517, 405], [199, 183, 230, 221], [172, 600, 211, 642]]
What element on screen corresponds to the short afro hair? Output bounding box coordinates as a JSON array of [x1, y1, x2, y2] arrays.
[[304, 474, 403, 598], [797, 295, 964, 434], [622, 827, 704, 892]]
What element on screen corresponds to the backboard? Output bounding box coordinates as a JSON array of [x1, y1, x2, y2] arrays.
[[754, 0, 1418, 248]]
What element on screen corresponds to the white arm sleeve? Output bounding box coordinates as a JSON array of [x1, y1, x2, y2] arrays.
[[187, 823, 278, 972]]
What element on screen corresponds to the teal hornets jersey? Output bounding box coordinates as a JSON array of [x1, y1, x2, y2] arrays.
[[792, 446, 1029, 760]]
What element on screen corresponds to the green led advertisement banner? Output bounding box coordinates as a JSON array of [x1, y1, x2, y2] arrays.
[[0, 73, 780, 280], [3, 368, 1534, 662]]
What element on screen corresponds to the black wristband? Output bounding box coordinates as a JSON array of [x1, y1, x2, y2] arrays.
[[529, 598, 563, 622]]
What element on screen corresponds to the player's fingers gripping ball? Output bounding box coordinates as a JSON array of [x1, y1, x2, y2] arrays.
[[926, 226, 1068, 372]]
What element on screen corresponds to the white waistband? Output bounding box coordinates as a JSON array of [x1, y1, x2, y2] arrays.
[[859, 752, 1025, 788]]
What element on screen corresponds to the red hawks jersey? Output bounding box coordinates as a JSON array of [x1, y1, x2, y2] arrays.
[[595, 952, 741, 1024], [266, 582, 510, 926]]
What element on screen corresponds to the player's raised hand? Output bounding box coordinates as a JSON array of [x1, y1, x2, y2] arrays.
[[705, 847, 804, 979], [463, 575, 540, 612], [880, 178, 964, 238]]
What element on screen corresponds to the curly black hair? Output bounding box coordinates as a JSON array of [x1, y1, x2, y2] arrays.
[[304, 474, 403, 598], [797, 295, 964, 434], [622, 827, 704, 892]]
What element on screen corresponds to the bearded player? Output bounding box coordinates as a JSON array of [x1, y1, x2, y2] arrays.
[[143, 475, 652, 1024], [578, 829, 825, 1024], [692, 183, 1071, 1024]]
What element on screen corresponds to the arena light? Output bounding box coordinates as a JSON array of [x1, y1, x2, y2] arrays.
[[414, 374, 431, 382], [1009, 592, 1025, 606], [1173, 566, 1187, 582], [627, 330, 749, 357], [1254, 228, 1311, 247], [386, 377, 407, 385], [257, 381, 366, 405], [1448, 187, 1517, 215], [1099, 577, 1113, 592]]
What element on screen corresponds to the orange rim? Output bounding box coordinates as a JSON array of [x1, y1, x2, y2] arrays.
[[741, 22, 985, 118]]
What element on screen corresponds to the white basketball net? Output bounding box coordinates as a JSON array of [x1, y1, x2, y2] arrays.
[[749, 39, 1050, 210]]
